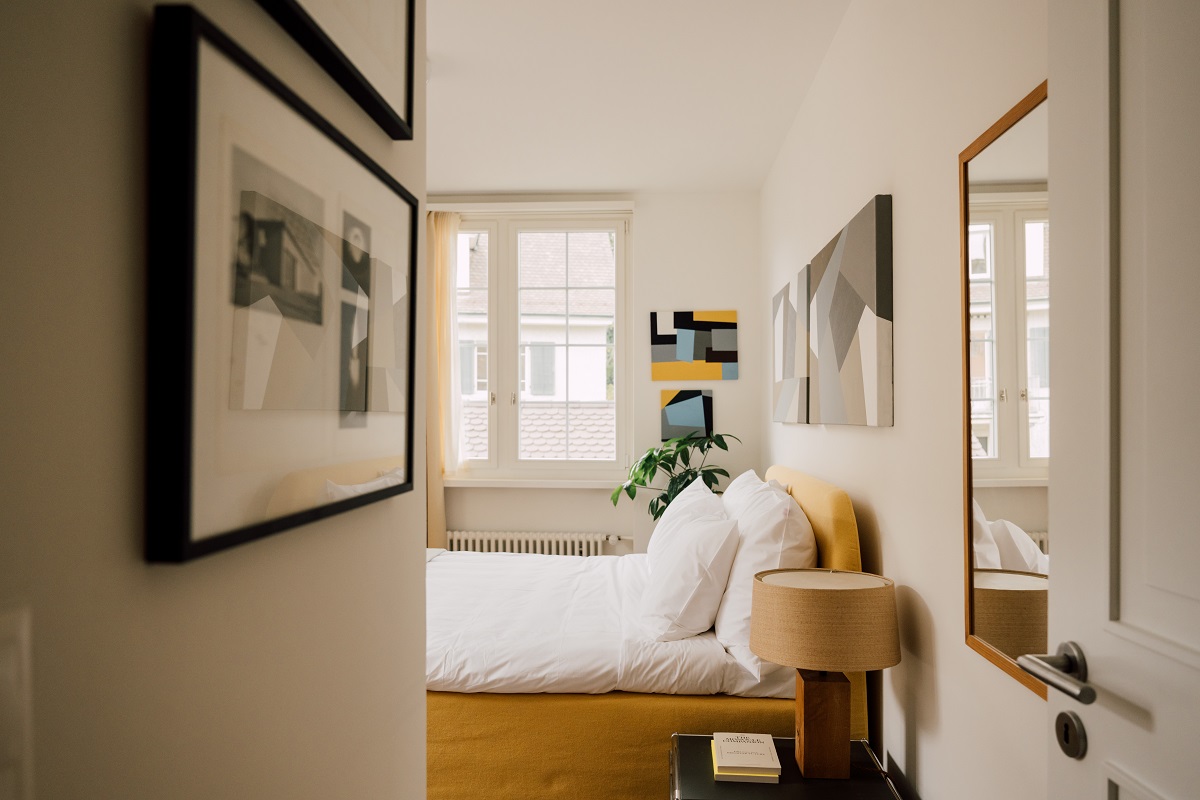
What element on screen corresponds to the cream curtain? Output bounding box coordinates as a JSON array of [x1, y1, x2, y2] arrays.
[[425, 211, 460, 547]]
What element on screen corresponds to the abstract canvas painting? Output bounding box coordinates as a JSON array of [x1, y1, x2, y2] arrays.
[[771, 266, 808, 423], [661, 389, 714, 440], [807, 194, 893, 426], [650, 310, 738, 381]]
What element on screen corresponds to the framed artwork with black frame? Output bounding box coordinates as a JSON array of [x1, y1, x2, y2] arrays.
[[147, 4, 418, 562], [254, 0, 415, 140]]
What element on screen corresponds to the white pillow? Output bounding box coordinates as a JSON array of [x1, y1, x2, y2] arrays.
[[639, 479, 740, 642], [714, 470, 818, 678], [973, 500, 1049, 575], [325, 467, 405, 501], [971, 499, 1002, 570]]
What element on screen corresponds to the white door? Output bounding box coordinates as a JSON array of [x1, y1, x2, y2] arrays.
[[1048, 1, 1200, 797]]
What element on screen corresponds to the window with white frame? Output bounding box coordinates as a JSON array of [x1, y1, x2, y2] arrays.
[[450, 209, 630, 479], [968, 193, 1049, 481]]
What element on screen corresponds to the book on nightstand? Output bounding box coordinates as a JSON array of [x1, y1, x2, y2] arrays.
[[711, 733, 781, 783]]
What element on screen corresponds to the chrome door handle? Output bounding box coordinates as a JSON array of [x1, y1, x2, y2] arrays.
[[1017, 641, 1097, 704]]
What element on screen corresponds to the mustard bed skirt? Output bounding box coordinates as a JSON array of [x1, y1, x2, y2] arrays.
[[427, 691, 797, 800]]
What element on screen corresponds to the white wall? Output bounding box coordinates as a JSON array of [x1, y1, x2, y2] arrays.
[[759, 1, 1049, 798], [0, 1, 427, 797], [445, 190, 764, 551]]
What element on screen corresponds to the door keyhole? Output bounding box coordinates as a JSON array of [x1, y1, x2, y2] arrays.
[[1055, 711, 1087, 760]]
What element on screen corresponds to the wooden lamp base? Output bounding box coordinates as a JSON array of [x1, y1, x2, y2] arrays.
[[794, 668, 851, 778]]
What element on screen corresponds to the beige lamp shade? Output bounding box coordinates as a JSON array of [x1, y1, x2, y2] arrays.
[[972, 569, 1048, 660], [749, 569, 901, 672]]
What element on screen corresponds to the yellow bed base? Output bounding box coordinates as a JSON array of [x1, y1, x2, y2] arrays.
[[427, 467, 866, 800]]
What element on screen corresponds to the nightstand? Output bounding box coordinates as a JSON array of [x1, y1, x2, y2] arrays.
[[670, 734, 900, 799]]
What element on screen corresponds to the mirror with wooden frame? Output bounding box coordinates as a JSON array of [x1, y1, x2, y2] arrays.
[[959, 81, 1050, 697]]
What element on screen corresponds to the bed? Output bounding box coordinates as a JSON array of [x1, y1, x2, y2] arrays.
[[426, 466, 867, 799]]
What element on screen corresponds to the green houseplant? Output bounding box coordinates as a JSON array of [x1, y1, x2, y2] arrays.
[[610, 433, 741, 521]]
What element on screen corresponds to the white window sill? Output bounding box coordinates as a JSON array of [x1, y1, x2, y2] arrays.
[[443, 475, 624, 490], [973, 476, 1049, 488]]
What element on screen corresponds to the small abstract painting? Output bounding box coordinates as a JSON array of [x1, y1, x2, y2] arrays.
[[807, 194, 893, 426], [650, 310, 738, 381], [661, 389, 714, 440], [771, 266, 808, 423]]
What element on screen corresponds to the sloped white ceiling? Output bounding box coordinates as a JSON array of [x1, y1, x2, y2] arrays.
[[427, 1, 851, 194]]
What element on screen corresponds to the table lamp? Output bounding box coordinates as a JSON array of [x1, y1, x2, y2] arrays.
[[749, 568, 901, 779], [972, 568, 1048, 660]]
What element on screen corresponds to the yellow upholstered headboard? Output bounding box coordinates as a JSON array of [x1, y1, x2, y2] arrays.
[[764, 465, 863, 572], [762, 465, 868, 740]]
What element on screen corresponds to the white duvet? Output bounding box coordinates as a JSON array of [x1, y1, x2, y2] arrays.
[[426, 550, 794, 698]]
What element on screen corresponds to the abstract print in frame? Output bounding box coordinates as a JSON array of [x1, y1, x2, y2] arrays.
[[807, 195, 893, 426], [146, 6, 418, 562], [771, 266, 808, 423], [660, 389, 714, 441], [650, 311, 739, 381]]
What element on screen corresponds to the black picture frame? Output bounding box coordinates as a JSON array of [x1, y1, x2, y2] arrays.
[[147, 5, 419, 562], [254, 0, 415, 140]]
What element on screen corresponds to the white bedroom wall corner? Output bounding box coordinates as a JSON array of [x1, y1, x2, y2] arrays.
[[758, 0, 1049, 798]]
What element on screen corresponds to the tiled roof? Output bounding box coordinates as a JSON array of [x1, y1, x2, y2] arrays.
[[968, 281, 1049, 303], [460, 401, 616, 461], [458, 233, 489, 314], [519, 231, 614, 289], [461, 401, 490, 461], [458, 231, 615, 318]]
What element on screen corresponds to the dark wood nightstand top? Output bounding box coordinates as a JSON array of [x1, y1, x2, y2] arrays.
[[670, 734, 901, 799]]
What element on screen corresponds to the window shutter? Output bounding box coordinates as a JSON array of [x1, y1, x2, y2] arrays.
[[459, 343, 474, 394], [1028, 327, 1050, 388], [531, 344, 555, 396]]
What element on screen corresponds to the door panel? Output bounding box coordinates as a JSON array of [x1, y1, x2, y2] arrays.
[[1119, 0, 1200, 645], [1048, 0, 1200, 797]]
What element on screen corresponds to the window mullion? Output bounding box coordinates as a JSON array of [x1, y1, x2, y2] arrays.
[[969, 196, 1048, 482], [996, 212, 1022, 472], [1014, 217, 1033, 467], [563, 231, 571, 460], [496, 220, 519, 471]]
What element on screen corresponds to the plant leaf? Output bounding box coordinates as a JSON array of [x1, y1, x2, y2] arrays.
[[615, 431, 741, 520], [665, 470, 696, 503], [649, 495, 666, 520]]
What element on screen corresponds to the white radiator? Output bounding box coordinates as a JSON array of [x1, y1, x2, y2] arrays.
[[446, 530, 613, 556], [1027, 530, 1050, 554]]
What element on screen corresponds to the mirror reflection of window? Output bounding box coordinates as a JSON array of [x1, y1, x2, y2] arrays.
[[1024, 219, 1050, 460], [969, 221, 998, 459], [968, 198, 1049, 477]]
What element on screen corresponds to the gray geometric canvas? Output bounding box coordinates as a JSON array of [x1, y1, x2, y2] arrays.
[[660, 389, 714, 440], [807, 195, 893, 427], [771, 267, 808, 423]]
